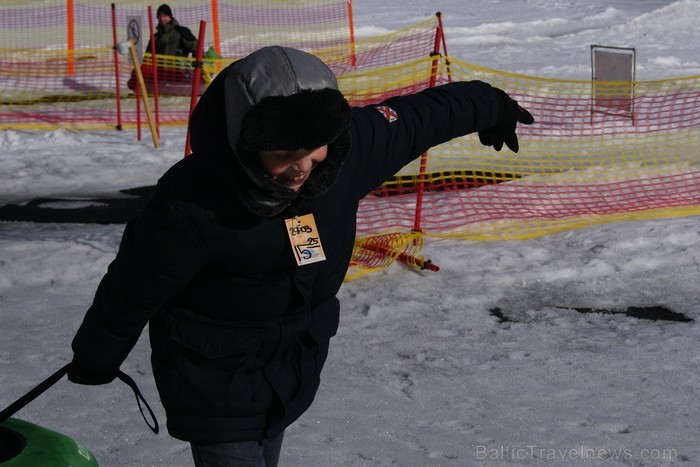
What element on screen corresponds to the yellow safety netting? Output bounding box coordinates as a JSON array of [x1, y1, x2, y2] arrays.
[[345, 58, 700, 278], [1, 2, 698, 280], [0, 9, 438, 128]]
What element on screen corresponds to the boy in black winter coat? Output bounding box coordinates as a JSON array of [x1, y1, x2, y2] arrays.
[[68, 45, 533, 466]]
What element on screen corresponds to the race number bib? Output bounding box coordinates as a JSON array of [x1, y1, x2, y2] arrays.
[[285, 213, 326, 266]]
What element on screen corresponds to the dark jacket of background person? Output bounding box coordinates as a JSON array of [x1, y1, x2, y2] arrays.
[[147, 18, 198, 56], [69, 46, 519, 444]]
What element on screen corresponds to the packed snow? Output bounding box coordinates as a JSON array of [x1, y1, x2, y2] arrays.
[[1, 1, 699, 466]]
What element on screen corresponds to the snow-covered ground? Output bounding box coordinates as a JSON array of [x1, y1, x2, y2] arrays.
[[1, 1, 699, 466]]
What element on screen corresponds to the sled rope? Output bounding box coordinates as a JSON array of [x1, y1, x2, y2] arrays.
[[0, 364, 70, 425], [0, 365, 159, 434]]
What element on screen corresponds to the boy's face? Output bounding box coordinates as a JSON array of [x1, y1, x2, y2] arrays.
[[157, 13, 172, 26], [258, 146, 328, 192]]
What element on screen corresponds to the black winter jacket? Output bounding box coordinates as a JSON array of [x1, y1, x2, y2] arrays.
[[71, 48, 505, 444], [146, 18, 198, 56]]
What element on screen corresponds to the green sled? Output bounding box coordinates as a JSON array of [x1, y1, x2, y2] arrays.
[[0, 418, 98, 466]]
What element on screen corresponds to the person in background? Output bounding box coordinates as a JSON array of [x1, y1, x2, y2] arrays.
[[67, 45, 534, 466], [147, 4, 198, 57]]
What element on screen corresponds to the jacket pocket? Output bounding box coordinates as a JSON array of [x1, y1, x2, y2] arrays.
[[166, 316, 264, 414], [170, 318, 262, 360]]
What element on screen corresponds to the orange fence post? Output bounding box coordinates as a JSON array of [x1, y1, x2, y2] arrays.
[[211, 0, 221, 58]]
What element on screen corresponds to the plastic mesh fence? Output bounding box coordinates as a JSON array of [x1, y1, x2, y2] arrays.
[[0, 1, 349, 54], [214, 0, 352, 57], [0, 0, 351, 128], [0, 46, 119, 128], [346, 60, 700, 277], [357, 58, 700, 244], [1, 3, 699, 278], [348, 231, 429, 281], [0, 3, 437, 129]]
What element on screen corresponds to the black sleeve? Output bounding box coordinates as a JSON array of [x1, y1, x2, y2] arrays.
[[71, 199, 208, 374], [350, 80, 504, 198], [178, 26, 199, 54]]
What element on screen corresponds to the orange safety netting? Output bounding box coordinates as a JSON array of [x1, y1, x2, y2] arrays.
[[0, 2, 439, 128], [347, 58, 700, 277], [0, 0, 350, 54], [0, 0, 352, 128], [214, 0, 352, 58], [357, 59, 700, 235], [1, 2, 699, 280]]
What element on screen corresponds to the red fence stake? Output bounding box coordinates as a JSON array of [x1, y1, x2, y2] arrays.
[[347, 0, 356, 67], [148, 5, 160, 136], [111, 4, 122, 130], [413, 13, 448, 232], [67, 0, 75, 76], [184, 20, 207, 157], [436, 12, 452, 82]]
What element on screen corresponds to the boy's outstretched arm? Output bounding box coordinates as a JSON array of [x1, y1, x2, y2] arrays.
[[349, 81, 535, 198]]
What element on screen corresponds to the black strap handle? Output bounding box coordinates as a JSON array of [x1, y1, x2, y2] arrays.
[[0, 364, 69, 425], [0, 365, 159, 434], [117, 371, 159, 434]]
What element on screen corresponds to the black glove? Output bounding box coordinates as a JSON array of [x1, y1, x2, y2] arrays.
[[479, 87, 534, 153], [67, 360, 117, 386]]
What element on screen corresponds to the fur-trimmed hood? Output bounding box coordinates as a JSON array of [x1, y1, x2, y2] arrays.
[[189, 46, 351, 217]]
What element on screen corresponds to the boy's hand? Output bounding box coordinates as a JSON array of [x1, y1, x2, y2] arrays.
[[67, 360, 117, 386], [479, 88, 534, 153]]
